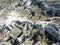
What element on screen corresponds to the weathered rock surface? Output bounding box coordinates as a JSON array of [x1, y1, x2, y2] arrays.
[[0, 0, 60, 45]]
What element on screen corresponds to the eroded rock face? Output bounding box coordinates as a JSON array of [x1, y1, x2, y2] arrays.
[[0, 0, 60, 45], [45, 24, 60, 41], [0, 18, 60, 44]]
